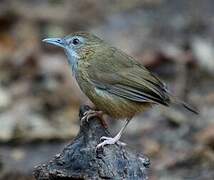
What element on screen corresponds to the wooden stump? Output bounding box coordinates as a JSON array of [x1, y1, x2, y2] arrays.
[[33, 105, 150, 180]]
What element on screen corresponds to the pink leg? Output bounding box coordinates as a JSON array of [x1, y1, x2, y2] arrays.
[[96, 118, 131, 149]]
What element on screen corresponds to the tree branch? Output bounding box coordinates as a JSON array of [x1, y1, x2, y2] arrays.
[[33, 105, 150, 180]]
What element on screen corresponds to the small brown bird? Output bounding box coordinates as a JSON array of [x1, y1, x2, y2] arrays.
[[43, 32, 198, 149]]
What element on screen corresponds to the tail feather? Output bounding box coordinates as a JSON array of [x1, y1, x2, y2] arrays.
[[169, 95, 199, 115], [179, 100, 199, 114]]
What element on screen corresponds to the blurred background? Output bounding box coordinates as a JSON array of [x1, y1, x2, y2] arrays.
[[0, 0, 213, 179]]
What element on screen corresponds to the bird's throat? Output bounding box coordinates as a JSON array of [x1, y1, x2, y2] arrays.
[[65, 50, 79, 76]]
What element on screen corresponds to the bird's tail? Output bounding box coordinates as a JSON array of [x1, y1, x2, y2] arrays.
[[169, 95, 199, 114]]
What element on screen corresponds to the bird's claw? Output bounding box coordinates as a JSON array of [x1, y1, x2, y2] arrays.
[[117, 141, 126, 146], [81, 110, 107, 128], [100, 136, 126, 146], [100, 136, 112, 140], [96, 136, 126, 150], [81, 110, 99, 124], [81, 112, 91, 122]]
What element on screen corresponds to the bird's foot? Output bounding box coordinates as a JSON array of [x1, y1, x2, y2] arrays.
[[81, 109, 107, 127], [96, 135, 126, 150], [96, 118, 130, 150], [81, 109, 99, 122], [100, 136, 126, 146]]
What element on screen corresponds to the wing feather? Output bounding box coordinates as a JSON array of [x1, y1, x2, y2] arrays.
[[88, 47, 170, 106]]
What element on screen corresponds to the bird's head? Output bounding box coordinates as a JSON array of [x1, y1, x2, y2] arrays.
[[43, 32, 104, 74]]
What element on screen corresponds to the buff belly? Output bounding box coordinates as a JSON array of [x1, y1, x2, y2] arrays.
[[88, 88, 151, 119]]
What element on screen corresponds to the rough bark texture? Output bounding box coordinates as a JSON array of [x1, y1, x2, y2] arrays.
[[33, 105, 150, 180]]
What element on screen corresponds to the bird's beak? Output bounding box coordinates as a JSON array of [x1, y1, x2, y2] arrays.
[[42, 38, 65, 48]]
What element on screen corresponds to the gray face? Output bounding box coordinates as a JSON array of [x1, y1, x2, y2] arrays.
[[43, 35, 86, 57], [43, 35, 86, 75]]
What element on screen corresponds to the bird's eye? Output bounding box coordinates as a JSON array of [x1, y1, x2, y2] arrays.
[[72, 38, 80, 45]]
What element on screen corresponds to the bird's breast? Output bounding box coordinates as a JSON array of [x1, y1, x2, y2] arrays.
[[78, 79, 150, 119]]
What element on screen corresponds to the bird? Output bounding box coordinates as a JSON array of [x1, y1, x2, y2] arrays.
[[43, 32, 198, 149]]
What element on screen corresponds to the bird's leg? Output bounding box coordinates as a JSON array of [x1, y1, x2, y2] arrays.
[[81, 109, 107, 128], [96, 118, 131, 149]]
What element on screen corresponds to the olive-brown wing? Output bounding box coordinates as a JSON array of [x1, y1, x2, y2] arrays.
[[88, 47, 170, 106]]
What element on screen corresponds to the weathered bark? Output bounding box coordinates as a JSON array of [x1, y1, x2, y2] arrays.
[[33, 105, 150, 180]]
